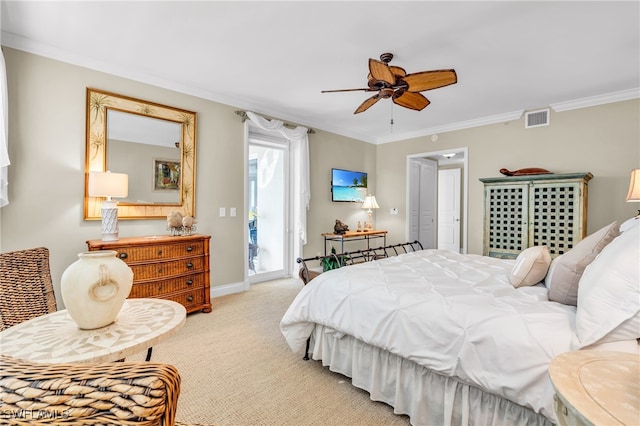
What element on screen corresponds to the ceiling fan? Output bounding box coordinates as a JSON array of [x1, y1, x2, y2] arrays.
[[322, 53, 457, 114]]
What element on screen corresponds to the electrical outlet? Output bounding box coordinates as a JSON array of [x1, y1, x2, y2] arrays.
[[391, 208, 398, 215]]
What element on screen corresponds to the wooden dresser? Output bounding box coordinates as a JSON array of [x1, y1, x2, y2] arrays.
[[87, 235, 211, 314]]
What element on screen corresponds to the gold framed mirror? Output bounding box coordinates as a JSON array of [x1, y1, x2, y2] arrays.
[[84, 88, 197, 220]]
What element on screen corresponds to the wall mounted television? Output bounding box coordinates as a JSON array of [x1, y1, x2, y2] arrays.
[[331, 168, 367, 202]]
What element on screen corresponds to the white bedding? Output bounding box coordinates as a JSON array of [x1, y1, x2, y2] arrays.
[[280, 249, 577, 421]]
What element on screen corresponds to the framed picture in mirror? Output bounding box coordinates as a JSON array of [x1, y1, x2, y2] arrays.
[[153, 159, 181, 191]]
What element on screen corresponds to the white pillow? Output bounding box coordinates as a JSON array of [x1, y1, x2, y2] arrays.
[[509, 246, 551, 288], [572, 224, 640, 349], [620, 216, 640, 233], [545, 221, 620, 305]]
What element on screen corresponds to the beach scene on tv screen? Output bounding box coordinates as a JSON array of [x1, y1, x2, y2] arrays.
[[332, 169, 367, 202]]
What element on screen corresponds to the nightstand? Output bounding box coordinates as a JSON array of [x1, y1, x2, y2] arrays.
[[549, 350, 640, 426]]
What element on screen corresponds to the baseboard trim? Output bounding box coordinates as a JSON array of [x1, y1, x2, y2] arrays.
[[210, 280, 249, 298]]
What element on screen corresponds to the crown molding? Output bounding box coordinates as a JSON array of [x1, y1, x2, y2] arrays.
[[3, 30, 638, 146], [550, 88, 640, 112], [375, 110, 525, 145]]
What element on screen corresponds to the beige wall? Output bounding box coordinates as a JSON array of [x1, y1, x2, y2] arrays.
[[0, 47, 249, 299], [0, 47, 378, 304], [304, 130, 377, 259], [1, 47, 638, 305], [376, 100, 640, 254]]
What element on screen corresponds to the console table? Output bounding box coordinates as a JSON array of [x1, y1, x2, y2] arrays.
[[322, 229, 387, 255]]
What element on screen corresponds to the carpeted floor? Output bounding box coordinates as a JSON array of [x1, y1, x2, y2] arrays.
[[130, 278, 410, 425]]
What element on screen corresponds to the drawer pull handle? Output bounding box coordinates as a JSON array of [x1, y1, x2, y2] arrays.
[[119, 252, 128, 260], [158, 285, 163, 291], [157, 267, 163, 274], [186, 262, 194, 269], [186, 279, 193, 286], [157, 250, 163, 256], [187, 295, 194, 302], [186, 246, 193, 252]]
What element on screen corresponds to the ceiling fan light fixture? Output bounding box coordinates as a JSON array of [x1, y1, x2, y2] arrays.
[[323, 53, 456, 114]]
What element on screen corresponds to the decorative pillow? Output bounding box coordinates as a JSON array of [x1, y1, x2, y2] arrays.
[[572, 224, 640, 349], [509, 246, 551, 288], [546, 221, 620, 306]]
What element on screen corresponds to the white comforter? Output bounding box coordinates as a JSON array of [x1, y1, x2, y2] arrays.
[[280, 250, 577, 420]]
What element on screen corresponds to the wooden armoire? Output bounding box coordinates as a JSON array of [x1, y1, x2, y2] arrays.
[[480, 172, 593, 258]]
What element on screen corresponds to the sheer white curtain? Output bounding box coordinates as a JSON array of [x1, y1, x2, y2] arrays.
[[245, 112, 310, 274], [0, 49, 9, 207]]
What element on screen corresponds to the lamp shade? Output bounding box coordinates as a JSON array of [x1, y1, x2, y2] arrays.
[[88, 171, 128, 198], [626, 169, 640, 202], [362, 195, 380, 210]]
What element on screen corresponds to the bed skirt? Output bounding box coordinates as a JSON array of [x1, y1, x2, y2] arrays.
[[310, 325, 554, 426]]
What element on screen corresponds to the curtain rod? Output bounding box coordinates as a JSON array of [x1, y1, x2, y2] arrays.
[[234, 110, 315, 134]]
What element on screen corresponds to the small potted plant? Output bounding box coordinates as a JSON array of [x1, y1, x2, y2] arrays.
[[321, 247, 348, 272]]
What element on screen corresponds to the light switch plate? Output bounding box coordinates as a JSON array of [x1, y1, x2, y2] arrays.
[[219, 207, 226, 217], [230, 208, 237, 217], [391, 208, 398, 215]]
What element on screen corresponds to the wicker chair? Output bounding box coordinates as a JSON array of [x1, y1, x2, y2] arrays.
[[0, 247, 57, 331], [0, 249, 207, 425], [0, 355, 181, 425]]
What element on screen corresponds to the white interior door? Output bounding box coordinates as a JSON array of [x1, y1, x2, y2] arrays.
[[408, 161, 420, 242], [408, 158, 437, 249], [418, 160, 437, 249], [437, 168, 461, 252]]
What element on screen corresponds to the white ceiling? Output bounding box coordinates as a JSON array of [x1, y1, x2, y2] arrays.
[[1, 1, 638, 144]]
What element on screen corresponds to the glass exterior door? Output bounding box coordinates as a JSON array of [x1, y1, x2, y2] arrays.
[[248, 139, 289, 281]]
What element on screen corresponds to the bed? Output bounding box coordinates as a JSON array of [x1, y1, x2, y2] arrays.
[[280, 220, 640, 425]]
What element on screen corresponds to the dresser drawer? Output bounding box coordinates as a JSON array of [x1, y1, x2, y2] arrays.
[[130, 257, 205, 280], [129, 273, 205, 298], [116, 240, 205, 263], [164, 290, 206, 311]]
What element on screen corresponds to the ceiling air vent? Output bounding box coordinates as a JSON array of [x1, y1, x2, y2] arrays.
[[525, 108, 550, 128]]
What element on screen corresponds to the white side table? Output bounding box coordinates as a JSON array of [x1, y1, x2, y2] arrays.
[[549, 350, 640, 426], [0, 298, 186, 363]]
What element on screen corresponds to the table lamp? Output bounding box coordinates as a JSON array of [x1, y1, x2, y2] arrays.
[[626, 168, 640, 217], [362, 195, 380, 230], [89, 171, 128, 241]]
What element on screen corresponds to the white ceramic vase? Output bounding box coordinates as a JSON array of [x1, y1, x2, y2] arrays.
[[61, 251, 134, 329]]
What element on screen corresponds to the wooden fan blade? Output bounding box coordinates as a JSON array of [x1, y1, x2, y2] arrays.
[[389, 65, 406, 78], [393, 91, 430, 111], [369, 58, 396, 85], [354, 94, 381, 114], [404, 69, 457, 92]]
